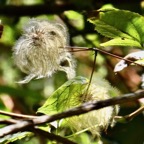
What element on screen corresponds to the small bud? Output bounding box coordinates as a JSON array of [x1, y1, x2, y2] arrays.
[[13, 18, 75, 83]]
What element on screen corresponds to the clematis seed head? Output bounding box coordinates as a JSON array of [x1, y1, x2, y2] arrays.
[[13, 18, 75, 83], [64, 77, 119, 141]]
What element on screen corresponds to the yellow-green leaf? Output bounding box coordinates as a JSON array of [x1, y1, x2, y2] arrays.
[[37, 76, 88, 115], [88, 8, 144, 48], [101, 37, 141, 47]]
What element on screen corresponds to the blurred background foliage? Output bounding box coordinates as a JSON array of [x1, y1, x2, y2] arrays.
[[0, 0, 144, 144]]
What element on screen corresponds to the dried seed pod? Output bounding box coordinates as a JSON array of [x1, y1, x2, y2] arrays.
[[13, 18, 75, 83]]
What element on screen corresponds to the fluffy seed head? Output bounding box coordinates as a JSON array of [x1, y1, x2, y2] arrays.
[[13, 18, 75, 83], [64, 77, 119, 138]]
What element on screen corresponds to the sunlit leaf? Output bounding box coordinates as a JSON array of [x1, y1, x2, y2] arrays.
[[37, 76, 88, 115], [64, 10, 84, 30], [88, 8, 144, 48], [89, 20, 132, 40], [134, 59, 144, 66], [0, 132, 33, 144], [1, 25, 15, 45], [101, 37, 141, 47], [114, 51, 144, 72]]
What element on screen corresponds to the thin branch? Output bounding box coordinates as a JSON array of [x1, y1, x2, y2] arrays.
[[0, 90, 144, 137], [32, 127, 77, 144], [126, 105, 144, 120], [0, 118, 19, 124], [66, 46, 143, 67], [85, 50, 97, 97], [115, 105, 144, 122], [0, 110, 38, 119], [0, 119, 76, 144]]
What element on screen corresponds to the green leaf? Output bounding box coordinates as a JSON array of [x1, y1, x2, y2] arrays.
[[101, 37, 141, 47], [64, 11, 84, 30], [90, 20, 132, 40], [0, 132, 33, 144], [88, 8, 144, 48], [37, 76, 88, 115], [135, 59, 144, 66]]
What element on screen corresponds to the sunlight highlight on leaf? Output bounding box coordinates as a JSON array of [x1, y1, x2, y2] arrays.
[[101, 37, 141, 47], [88, 8, 144, 48], [114, 51, 144, 72], [37, 76, 88, 115]]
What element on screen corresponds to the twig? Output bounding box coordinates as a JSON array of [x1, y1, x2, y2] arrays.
[[66, 46, 143, 67], [32, 127, 77, 144], [0, 90, 144, 137], [0, 110, 38, 119], [115, 105, 144, 122], [0, 118, 19, 124], [84, 50, 97, 98], [0, 119, 76, 144]]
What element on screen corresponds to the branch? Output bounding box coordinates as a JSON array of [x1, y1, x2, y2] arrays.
[[0, 119, 76, 144], [0, 118, 19, 124], [32, 128, 77, 144], [0, 110, 38, 119], [0, 4, 76, 16], [0, 90, 144, 137], [67, 46, 143, 67], [115, 105, 144, 122]]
